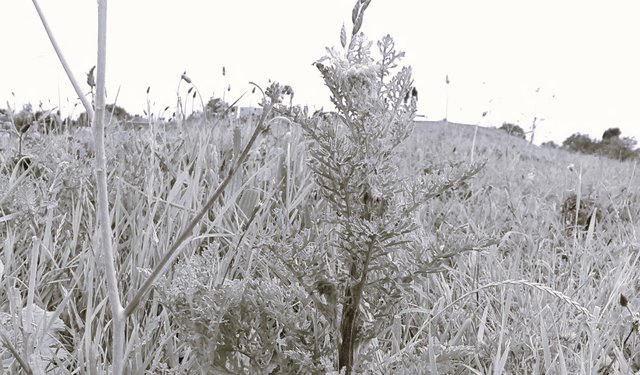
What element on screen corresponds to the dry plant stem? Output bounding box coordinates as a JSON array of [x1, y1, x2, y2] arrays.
[[0, 328, 32, 374], [31, 0, 94, 118], [190, 83, 208, 122], [31, 0, 122, 371], [94, 1, 125, 374], [339, 241, 374, 373], [124, 103, 272, 318]]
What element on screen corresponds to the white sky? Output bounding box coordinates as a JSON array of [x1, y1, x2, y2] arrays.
[[1, 1, 639, 145]]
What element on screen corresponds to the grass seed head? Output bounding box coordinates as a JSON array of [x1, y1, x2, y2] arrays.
[[620, 293, 628, 307], [181, 71, 192, 84], [14, 111, 33, 134]]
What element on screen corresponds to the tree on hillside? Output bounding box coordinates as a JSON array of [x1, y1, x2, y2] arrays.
[[205, 97, 229, 117], [562, 133, 600, 154], [34, 109, 63, 133], [106, 104, 131, 123], [75, 112, 91, 127], [602, 127, 621, 141], [599, 135, 638, 161], [562, 131, 638, 161], [499, 123, 526, 139], [0, 108, 10, 128]]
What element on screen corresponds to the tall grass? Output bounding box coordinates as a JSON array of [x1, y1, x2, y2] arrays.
[[2, 0, 640, 374], [3, 89, 640, 374]]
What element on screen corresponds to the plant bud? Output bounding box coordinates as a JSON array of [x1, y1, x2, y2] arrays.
[[620, 293, 629, 307]]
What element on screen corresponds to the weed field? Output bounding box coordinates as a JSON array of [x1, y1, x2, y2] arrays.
[[2, 0, 640, 373], [2, 113, 640, 373]]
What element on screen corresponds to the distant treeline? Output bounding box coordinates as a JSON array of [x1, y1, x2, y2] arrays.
[[498, 122, 639, 161]]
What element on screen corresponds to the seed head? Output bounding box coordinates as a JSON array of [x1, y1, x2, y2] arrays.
[[181, 72, 192, 84], [620, 293, 628, 307], [14, 112, 33, 134]]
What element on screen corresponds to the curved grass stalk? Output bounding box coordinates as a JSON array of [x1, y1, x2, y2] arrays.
[[31, 0, 94, 118], [392, 279, 594, 364], [124, 101, 272, 318]]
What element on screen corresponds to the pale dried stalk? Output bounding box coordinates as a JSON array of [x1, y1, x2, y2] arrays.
[[31, 0, 124, 373], [31, 0, 95, 118], [93, 1, 126, 374]]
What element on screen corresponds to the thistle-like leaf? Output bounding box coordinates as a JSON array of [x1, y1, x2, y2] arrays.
[[352, 15, 363, 36], [351, 1, 359, 24], [86, 66, 96, 88]]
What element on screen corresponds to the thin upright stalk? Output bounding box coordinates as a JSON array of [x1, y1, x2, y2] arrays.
[[31, 0, 94, 118], [94, 1, 125, 374], [31, 0, 123, 372]]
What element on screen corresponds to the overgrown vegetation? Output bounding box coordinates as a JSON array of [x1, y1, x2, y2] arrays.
[[3, 1, 640, 374], [562, 128, 639, 161], [499, 122, 526, 140]]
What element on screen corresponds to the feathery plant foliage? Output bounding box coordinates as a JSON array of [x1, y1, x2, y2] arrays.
[[157, 2, 485, 372], [7, 3, 640, 368], [305, 26, 420, 375], [275, 1, 485, 373]]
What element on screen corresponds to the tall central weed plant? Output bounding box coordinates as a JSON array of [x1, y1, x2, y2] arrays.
[[303, 20, 416, 375], [289, 1, 481, 372], [162, 2, 484, 372]]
